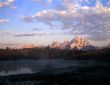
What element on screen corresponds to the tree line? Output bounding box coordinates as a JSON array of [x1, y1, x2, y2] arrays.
[[0, 46, 84, 60], [0, 46, 110, 60]]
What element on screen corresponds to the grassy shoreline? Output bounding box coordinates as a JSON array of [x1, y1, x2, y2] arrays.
[[0, 48, 110, 61], [0, 64, 110, 85]]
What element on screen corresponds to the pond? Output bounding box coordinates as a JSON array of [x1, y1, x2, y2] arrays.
[[0, 59, 109, 76]]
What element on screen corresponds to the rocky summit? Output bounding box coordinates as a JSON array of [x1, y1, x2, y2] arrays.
[[49, 36, 96, 50]]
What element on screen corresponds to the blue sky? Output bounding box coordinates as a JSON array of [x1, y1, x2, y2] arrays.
[[0, 0, 110, 48]]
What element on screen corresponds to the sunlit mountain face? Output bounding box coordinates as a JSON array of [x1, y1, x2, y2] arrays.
[[0, 0, 110, 48], [49, 36, 90, 50]]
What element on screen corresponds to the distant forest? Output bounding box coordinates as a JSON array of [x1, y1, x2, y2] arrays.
[[0, 46, 110, 60]]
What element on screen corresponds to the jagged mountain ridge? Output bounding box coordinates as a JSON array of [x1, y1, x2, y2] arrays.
[[50, 36, 96, 50]]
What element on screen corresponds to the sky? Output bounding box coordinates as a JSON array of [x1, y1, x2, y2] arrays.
[[0, 0, 110, 48]]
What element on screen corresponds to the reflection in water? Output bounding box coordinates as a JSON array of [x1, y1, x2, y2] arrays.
[[0, 59, 109, 76], [0, 68, 34, 76]]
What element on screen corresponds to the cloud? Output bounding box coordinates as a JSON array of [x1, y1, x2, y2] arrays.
[[22, 0, 110, 41], [0, 43, 23, 46], [0, 0, 14, 8], [48, 0, 52, 3], [14, 33, 36, 37], [32, 0, 52, 5], [0, 30, 36, 37], [33, 28, 42, 31], [22, 16, 34, 22], [14, 33, 55, 37], [0, 30, 56, 37], [0, 19, 10, 24]]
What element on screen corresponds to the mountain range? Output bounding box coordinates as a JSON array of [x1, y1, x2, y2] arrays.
[[49, 36, 96, 51]]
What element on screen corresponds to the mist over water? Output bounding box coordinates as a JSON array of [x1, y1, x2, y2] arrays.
[[0, 68, 33, 76], [0, 59, 109, 76]]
